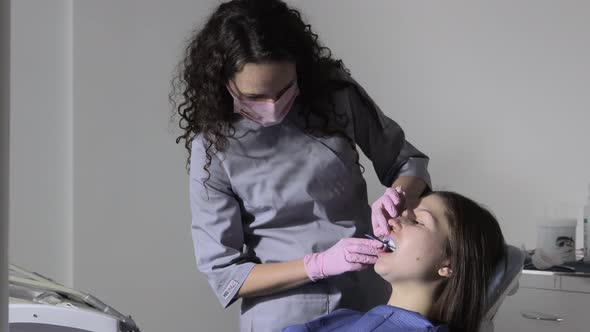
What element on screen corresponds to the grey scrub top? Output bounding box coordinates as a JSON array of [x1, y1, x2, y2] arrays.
[[189, 73, 431, 332]]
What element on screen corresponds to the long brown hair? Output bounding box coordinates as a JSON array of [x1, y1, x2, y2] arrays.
[[431, 191, 506, 332]]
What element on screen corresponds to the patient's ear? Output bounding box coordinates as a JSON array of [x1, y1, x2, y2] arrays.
[[438, 258, 453, 278]]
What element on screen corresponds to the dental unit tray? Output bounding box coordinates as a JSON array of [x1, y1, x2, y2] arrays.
[[9, 264, 141, 332]]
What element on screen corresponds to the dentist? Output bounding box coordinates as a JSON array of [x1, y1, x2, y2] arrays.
[[171, 0, 431, 330]]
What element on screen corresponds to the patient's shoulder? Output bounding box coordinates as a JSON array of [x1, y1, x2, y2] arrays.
[[353, 305, 449, 332], [282, 308, 363, 332]]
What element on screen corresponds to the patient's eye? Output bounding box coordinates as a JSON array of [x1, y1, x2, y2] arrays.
[[411, 219, 425, 226]]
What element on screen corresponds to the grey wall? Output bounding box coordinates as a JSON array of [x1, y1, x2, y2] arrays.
[[291, 0, 590, 247], [9, 0, 73, 286], [72, 1, 239, 331], [1, 0, 10, 330], [8, 1, 590, 332]]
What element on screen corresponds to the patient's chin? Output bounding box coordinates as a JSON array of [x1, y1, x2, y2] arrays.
[[373, 259, 391, 279]]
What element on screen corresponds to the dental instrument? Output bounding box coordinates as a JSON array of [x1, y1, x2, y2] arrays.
[[364, 234, 396, 251]]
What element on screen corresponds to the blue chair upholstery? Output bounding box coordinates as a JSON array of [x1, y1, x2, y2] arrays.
[[480, 244, 526, 332]]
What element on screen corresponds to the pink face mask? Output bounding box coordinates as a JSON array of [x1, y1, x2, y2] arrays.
[[226, 81, 300, 127]]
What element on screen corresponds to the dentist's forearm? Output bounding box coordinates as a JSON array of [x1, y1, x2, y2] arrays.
[[391, 176, 427, 209], [236, 259, 310, 298]]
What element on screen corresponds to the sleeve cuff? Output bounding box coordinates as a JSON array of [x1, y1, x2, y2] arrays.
[[391, 157, 432, 190], [214, 262, 257, 308]]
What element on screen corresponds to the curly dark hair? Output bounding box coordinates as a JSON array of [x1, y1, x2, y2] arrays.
[[171, 0, 359, 179]]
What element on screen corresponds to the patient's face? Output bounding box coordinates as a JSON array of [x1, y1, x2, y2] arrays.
[[374, 195, 450, 283]]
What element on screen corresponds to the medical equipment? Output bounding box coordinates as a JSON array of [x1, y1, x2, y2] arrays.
[[9, 264, 141, 332], [530, 248, 566, 269], [364, 234, 396, 252], [536, 219, 577, 263], [583, 183, 590, 262]]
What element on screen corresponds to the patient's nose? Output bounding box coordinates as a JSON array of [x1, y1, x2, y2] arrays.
[[388, 218, 402, 232]]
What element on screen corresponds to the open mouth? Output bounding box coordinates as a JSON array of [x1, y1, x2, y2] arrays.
[[383, 237, 396, 252]]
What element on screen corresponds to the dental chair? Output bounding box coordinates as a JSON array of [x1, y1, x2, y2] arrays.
[[9, 264, 140, 332], [480, 244, 526, 332]]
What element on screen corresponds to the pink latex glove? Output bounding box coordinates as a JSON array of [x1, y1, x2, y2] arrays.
[[303, 238, 383, 281], [371, 187, 406, 238]]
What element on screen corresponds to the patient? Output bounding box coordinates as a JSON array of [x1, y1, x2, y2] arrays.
[[284, 191, 505, 332]]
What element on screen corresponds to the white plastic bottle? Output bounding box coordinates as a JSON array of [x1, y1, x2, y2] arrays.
[[584, 184, 590, 262]]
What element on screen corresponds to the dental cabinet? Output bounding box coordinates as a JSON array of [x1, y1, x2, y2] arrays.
[[494, 269, 590, 331]]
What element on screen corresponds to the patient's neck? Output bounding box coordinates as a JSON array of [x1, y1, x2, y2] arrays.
[[387, 281, 439, 319]]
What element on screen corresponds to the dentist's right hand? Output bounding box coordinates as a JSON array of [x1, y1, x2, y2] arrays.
[[303, 238, 384, 281]]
